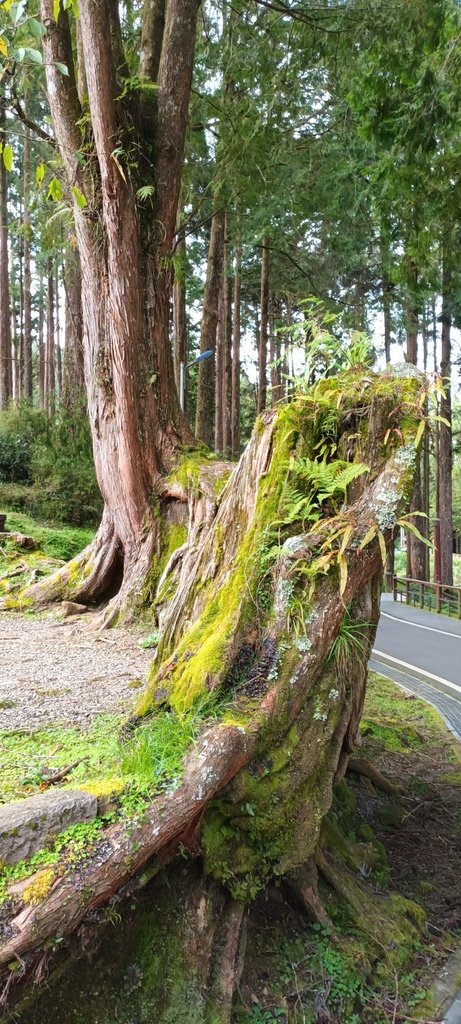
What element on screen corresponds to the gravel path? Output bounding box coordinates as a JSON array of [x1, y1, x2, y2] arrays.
[[0, 612, 153, 732]]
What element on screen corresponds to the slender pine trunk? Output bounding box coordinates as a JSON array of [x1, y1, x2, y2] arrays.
[[196, 207, 225, 447], [215, 284, 224, 454], [173, 223, 188, 411], [23, 125, 33, 400], [45, 257, 55, 417], [62, 247, 85, 410], [222, 218, 233, 456], [405, 262, 425, 581], [0, 108, 12, 411], [257, 238, 269, 414], [439, 242, 454, 586], [231, 215, 241, 458]]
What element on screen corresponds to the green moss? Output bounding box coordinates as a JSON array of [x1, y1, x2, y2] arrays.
[[22, 868, 55, 905], [0, 714, 122, 804]]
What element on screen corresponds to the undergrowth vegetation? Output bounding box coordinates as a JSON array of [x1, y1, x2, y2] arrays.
[[0, 404, 102, 526]]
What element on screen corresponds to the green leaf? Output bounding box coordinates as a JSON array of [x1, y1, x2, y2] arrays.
[[53, 0, 61, 20], [29, 18, 45, 38], [3, 145, 13, 173], [71, 184, 87, 209], [55, 61, 69, 75], [36, 162, 45, 188], [47, 177, 63, 202], [414, 420, 425, 448], [25, 47, 43, 64]]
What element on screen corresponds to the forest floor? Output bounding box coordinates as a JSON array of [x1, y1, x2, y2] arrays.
[[0, 612, 151, 733]]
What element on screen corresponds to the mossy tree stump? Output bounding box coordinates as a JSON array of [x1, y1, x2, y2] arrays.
[[0, 368, 430, 1021]]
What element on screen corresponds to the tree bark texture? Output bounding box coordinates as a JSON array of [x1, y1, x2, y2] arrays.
[[0, 369, 426, 1011], [62, 246, 85, 410]]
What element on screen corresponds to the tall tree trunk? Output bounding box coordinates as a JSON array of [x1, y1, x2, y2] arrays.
[[55, 261, 62, 401], [173, 223, 188, 412], [215, 284, 224, 455], [0, 109, 12, 411], [45, 257, 55, 417], [405, 263, 425, 580], [62, 247, 85, 410], [257, 237, 269, 414], [438, 241, 454, 586], [196, 208, 225, 447], [23, 126, 33, 400], [231, 215, 241, 459], [26, 0, 200, 619], [18, 232, 25, 397], [222, 219, 232, 457], [38, 271, 45, 411]]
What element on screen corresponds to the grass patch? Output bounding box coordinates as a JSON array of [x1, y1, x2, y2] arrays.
[[361, 672, 444, 752], [0, 715, 123, 804], [1, 510, 94, 561]]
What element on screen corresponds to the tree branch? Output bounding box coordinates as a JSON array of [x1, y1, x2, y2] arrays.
[[8, 73, 56, 148]]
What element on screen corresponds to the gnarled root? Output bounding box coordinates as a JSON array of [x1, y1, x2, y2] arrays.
[[24, 508, 121, 609], [347, 756, 404, 796]]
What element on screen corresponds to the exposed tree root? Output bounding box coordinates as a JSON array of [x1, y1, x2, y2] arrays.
[[347, 756, 404, 795], [283, 861, 335, 931], [23, 508, 122, 609]]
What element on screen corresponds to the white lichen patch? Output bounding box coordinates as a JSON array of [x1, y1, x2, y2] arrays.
[[373, 488, 399, 531], [296, 636, 312, 653], [395, 442, 417, 468], [329, 688, 339, 701]]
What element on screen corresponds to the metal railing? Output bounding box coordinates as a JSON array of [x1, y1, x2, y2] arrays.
[[393, 575, 461, 619]]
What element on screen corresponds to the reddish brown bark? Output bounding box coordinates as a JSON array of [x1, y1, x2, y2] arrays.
[[32, 0, 200, 615]]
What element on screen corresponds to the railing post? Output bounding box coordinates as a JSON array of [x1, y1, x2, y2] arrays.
[[419, 582, 424, 609], [393, 575, 397, 602], [458, 588, 461, 621], [436, 584, 441, 614]]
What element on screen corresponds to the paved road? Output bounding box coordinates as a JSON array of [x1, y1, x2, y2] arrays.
[[371, 595, 461, 741]]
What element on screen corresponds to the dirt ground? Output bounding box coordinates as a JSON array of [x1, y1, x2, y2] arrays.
[[0, 611, 151, 731]]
